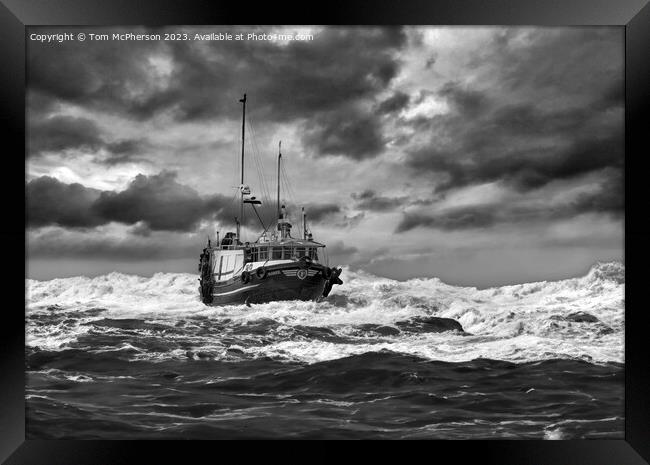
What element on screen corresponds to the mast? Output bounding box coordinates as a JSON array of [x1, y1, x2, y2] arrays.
[[238, 93, 246, 241], [277, 141, 282, 220], [302, 207, 307, 239]]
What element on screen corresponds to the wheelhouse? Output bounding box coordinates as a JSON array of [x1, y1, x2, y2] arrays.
[[206, 237, 327, 284], [246, 240, 324, 263]]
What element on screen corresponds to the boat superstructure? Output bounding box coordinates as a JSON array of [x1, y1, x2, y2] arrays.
[[198, 94, 343, 306]]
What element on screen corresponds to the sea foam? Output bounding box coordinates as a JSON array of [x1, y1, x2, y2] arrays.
[[26, 262, 625, 364]]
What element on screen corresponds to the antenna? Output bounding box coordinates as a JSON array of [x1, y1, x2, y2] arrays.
[[238, 93, 246, 241]]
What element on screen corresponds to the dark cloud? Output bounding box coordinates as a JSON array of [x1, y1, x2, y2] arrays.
[[151, 27, 406, 122], [93, 171, 228, 232], [404, 28, 623, 197], [351, 190, 406, 211], [508, 132, 623, 191], [28, 115, 104, 154], [26, 172, 345, 237], [406, 84, 622, 194], [409, 128, 623, 196], [396, 208, 499, 233], [301, 106, 386, 159], [101, 139, 148, 165], [395, 169, 623, 232], [26, 176, 103, 228], [27, 114, 146, 165], [303, 203, 341, 222], [568, 168, 623, 214], [28, 27, 407, 164], [486, 28, 622, 98], [28, 26, 406, 125], [28, 29, 169, 119], [376, 91, 410, 115], [27, 172, 234, 232], [438, 81, 489, 118]]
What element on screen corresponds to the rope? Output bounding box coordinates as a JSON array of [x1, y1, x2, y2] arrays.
[[246, 116, 276, 227], [279, 159, 303, 237]]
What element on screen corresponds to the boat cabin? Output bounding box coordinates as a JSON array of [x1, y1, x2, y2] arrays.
[[209, 235, 325, 283], [245, 240, 323, 262]]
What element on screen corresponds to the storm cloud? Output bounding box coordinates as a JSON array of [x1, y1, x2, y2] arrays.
[[376, 91, 410, 115], [26, 26, 624, 284], [27, 27, 408, 164], [28, 115, 104, 154], [27, 176, 103, 228], [404, 28, 623, 197], [395, 170, 623, 232], [302, 203, 342, 222], [351, 190, 406, 212], [27, 114, 146, 165], [27, 171, 233, 232], [302, 106, 386, 159], [28, 27, 405, 124]]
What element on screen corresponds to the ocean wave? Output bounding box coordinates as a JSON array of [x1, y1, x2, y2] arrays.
[[26, 262, 624, 364]]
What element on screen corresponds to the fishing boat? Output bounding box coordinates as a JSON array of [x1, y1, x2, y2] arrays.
[[197, 94, 343, 306]]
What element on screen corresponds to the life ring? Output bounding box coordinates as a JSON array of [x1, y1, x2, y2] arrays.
[[241, 271, 251, 284], [256, 267, 267, 279], [299, 256, 312, 269], [322, 267, 333, 279]]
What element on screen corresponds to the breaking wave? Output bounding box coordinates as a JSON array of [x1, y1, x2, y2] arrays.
[[26, 261, 624, 365]]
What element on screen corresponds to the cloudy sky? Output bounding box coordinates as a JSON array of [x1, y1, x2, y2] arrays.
[[26, 26, 623, 286]]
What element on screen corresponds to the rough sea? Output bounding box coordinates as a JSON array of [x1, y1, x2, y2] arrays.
[[25, 262, 625, 439]]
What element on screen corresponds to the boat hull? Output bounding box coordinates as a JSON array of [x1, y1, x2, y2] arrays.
[[201, 263, 329, 306]]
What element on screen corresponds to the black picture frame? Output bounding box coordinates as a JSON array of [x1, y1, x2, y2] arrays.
[[3, 0, 649, 462]]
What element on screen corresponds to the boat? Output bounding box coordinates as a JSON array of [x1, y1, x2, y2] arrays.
[[197, 94, 343, 306]]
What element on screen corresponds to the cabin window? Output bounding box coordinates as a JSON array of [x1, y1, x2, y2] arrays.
[[309, 248, 319, 260], [271, 247, 282, 259], [296, 247, 305, 258], [259, 247, 268, 261]]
